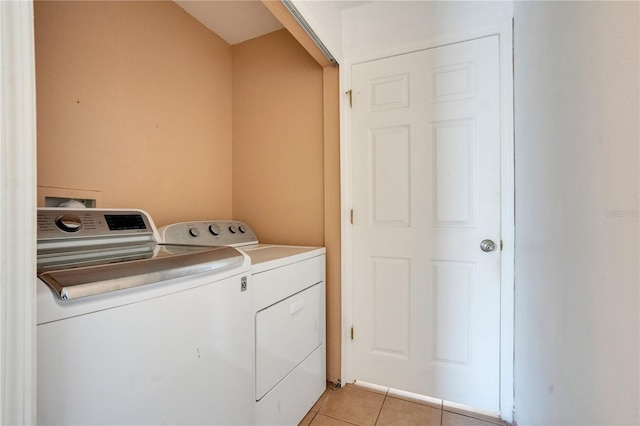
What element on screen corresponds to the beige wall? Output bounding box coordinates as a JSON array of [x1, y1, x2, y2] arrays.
[[35, 1, 342, 384], [232, 29, 324, 247], [322, 67, 342, 384], [232, 30, 341, 382], [35, 0, 233, 226]]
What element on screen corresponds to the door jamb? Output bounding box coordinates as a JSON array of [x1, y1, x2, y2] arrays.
[[339, 20, 515, 423]]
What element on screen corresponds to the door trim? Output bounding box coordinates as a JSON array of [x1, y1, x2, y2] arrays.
[[340, 20, 514, 423], [0, 1, 38, 424]]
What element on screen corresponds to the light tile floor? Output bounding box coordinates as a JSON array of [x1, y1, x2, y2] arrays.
[[299, 384, 509, 426]]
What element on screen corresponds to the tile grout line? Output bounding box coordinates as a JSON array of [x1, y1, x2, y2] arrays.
[[317, 412, 360, 426], [308, 386, 335, 425], [315, 387, 355, 425], [372, 388, 389, 425]]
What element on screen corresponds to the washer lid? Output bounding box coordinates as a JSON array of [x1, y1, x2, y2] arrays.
[[38, 245, 244, 300]]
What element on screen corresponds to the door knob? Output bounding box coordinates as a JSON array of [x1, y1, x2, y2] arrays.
[[480, 239, 496, 252]]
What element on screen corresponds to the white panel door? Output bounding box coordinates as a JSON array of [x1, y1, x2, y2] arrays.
[[351, 35, 501, 412]]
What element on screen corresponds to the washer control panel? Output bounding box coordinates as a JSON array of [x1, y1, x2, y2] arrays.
[[37, 208, 155, 240], [159, 220, 258, 247]]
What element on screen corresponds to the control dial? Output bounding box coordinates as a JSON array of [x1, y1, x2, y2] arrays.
[[238, 225, 246, 234], [208, 224, 220, 236], [55, 214, 83, 233], [189, 228, 199, 237], [228, 225, 237, 234]]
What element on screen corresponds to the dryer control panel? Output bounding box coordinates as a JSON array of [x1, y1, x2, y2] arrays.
[[159, 220, 258, 247]]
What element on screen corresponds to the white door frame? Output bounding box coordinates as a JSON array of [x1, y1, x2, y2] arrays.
[[0, 1, 38, 424], [340, 20, 514, 422]]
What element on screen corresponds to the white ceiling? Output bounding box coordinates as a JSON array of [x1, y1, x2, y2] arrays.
[[175, 1, 371, 46], [174, 1, 284, 45]]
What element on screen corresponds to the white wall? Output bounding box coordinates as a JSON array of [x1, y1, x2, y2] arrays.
[[300, 1, 638, 423], [342, 1, 512, 62], [513, 2, 639, 425], [296, 1, 513, 65], [292, 0, 344, 64]]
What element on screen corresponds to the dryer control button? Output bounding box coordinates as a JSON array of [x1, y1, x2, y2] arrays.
[[229, 225, 237, 234], [208, 224, 220, 236], [189, 228, 199, 237], [238, 225, 246, 233]]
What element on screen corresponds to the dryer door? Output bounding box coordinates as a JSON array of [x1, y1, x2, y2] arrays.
[[255, 282, 322, 400]]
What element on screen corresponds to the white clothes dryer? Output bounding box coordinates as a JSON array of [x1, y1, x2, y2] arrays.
[[159, 221, 326, 426]]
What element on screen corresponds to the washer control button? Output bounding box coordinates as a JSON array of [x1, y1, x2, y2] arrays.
[[238, 225, 246, 234], [229, 225, 237, 234], [189, 228, 199, 237], [208, 224, 220, 236], [55, 214, 83, 233]]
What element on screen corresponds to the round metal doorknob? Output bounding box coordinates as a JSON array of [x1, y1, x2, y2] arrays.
[[480, 239, 496, 252]]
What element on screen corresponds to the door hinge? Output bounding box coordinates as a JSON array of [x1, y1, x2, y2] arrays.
[[500, 240, 504, 251], [350, 209, 354, 225], [350, 325, 354, 341], [346, 89, 353, 108]]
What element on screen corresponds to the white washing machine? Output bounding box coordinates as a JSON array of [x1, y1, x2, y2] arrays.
[[36, 208, 254, 425], [159, 220, 326, 425]]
